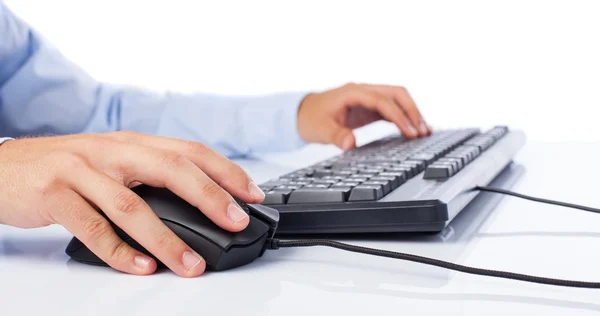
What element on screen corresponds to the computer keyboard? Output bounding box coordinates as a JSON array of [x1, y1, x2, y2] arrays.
[[259, 126, 526, 235]]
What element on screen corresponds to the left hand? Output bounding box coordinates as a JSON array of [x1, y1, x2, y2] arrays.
[[297, 83, 432, 151]]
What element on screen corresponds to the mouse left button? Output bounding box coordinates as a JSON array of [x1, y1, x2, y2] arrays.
[[65, 237, 85, 254], [65, 237, 109, 266], [247, 204, 279, 227]]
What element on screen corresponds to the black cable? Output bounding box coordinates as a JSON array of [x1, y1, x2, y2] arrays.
[[475, 186, 600, 214], [266, 186, 600, 289], [267, 239, 600, 288]]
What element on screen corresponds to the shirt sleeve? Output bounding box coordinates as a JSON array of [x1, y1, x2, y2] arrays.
[[0, 3, 307, 158]]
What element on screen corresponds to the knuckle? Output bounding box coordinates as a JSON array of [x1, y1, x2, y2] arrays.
[[35, 173, 63, 198], [46, 152, 89, 179], [154, 229, 173, 250], [374, 96, 390, 109], [344, 82, 358, 90], [184, 141, 209, 157], [83, 216, 112, 241], [49, 151, 87, 171], [396, 86, 407, 93], [114, 191, 146, 216], [201, 180, 224, 198], [108, 242, 131, 263], [160, 152, 188, 170]]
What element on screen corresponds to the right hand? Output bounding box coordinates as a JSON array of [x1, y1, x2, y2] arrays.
[[0, 132, 265, 277]]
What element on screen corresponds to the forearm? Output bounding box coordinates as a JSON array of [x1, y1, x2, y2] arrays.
[[82, 84, 309, 157], [0, 3, 308, 158]]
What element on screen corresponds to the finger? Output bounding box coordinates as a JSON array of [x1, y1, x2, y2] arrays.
[[92, 142, 250, 232], [105, 131, 264, 203], [51, 189, 157, 276], [67, 169, 207, 278], [362, 84, 431, 136], [343, 85, 419, 138], [320, 120, 356, 151]]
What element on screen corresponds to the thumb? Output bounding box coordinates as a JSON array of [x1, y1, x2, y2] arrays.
[[324, 121, 356, 151]]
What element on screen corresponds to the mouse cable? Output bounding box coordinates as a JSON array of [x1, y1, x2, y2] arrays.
[[266, 186, 600, 289]]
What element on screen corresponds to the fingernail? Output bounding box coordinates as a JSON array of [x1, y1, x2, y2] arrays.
[[342, 134, 353, 150], [248, 181, 265, 200], [183, 251, 203, 271], [227, 202, 249, 225], [134, 256, 151, 270], [419, 120, 429, 134], [407, 125, 418, 136]]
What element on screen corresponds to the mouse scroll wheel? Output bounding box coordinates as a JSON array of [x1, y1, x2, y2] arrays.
[[234, 198, 251, 214]]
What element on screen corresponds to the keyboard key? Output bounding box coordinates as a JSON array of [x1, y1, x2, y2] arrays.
[[445, 152, 469, 165], [357, 171, 380, 177], [423, 165, 453, 179], [263, 189, 292, 204], [287, 187, 351, 204], [332, 170, 356, 177], [349, 185, 384, 201], [312, 179, 340, 185], [362, 157, 402, 164], [258, 185, 274, 192], [379, 172, 407, 186], [287, 181, 312, 186], [403, 160, 426, 172], [386, 167, 412, 179], [332, 182, 360, 188], [331, 161, 352, 169], [397, 164, 418, 177], [363, 167, 385, 173], [340, 167, 361, 174], [409, 153, 436, 163], [301, 169, 316, 177], [321, 176, 345, 181], [261, 179, 291, 186], [305, 184, 331, 189], [314, 168, 333, 178], [432, 161, 456, 174], [369, 176, 399, 190], [349, 176, 370, 183], [276, 185, 303, 190], [362, 180, 391, 195], [313, 161, 334, 169], [437, 158, 462, 171]]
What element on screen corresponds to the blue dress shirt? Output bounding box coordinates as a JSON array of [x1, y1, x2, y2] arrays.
[[0, 3, 307, 158]]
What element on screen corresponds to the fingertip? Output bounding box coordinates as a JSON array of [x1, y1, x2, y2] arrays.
[[403, 125, 419, 138], [248, 181, 266, 203], [341, 133, 356, 151], [181, 251, 207, 278], [418, 119, 430, 136], [134, 255, 157, 275], [227, 202, 250, 232]]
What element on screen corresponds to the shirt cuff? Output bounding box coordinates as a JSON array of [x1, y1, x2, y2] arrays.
[[0, 137, 14, 145]]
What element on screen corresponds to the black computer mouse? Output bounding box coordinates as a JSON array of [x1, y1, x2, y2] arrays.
[[65, 185, 279, 271]]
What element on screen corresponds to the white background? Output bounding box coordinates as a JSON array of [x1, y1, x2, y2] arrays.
[[5, 0, 600, 142]]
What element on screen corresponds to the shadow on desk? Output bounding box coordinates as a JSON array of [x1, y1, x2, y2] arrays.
[[4, 162, 600, 313], [0, 236, 71, 263]]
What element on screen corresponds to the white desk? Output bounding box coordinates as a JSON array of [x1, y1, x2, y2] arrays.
[[2, 132, 600, 315]]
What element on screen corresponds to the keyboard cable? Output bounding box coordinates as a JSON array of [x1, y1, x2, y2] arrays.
[[266, 186, 600, 289]]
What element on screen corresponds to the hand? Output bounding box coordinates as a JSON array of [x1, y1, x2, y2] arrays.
[[297, 83, 432, 151], [0, 132, 265, 277]]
